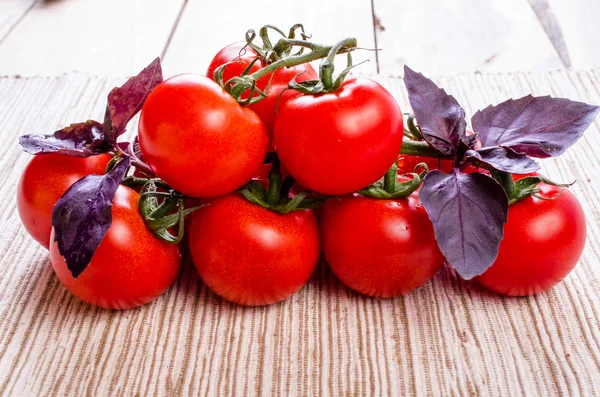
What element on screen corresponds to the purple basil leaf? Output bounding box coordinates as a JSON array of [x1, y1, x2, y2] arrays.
[[19, 120, 112, 157], [464, 146, 540, 174], [51, 157, 130, 278], [102, 105, 115, 144], [456, 133, 480, 163], [105, 57, 163, 142], [420, 169, 508, 279], [404, 65, 467, 157], [472, 95, 600, 158], [461, 133, 479, 149]]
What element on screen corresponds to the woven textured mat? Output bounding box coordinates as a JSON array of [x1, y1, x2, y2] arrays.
[[0, 70, 600, 397]]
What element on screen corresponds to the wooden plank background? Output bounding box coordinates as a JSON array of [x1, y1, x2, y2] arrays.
[[0, 0, 598, 77]]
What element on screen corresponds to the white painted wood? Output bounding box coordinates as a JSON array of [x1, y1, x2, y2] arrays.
[[527, 0, 571, 67], [545, 0, 600, 68], [0, 1, 35, 44], [373, 0, 565, 76], [0, 0, 184, 76], [0, 0, 597, 77], [162, 0, 378, 78]]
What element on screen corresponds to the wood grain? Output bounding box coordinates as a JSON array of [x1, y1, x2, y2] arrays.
[[1, 0, 598, 77], [527, 0, 571, 67], [1, 70, 600, 396], [544, 0, 600, 68], [373, 0, 565, 76], [0, 1, 35, 45], [0, 0, 184, 76], [162, 0, 378, 77]]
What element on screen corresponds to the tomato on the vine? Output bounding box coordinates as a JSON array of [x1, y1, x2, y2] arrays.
[[188, 194, 320, 306], [206, 42, 318, 143], [274, 78, 404, 195], [320, 193, 444, 298], [50, 186, 181, 310], [476, 176, 586, 296], [17, 153, 111, 249], [138, 74, 268, 198]]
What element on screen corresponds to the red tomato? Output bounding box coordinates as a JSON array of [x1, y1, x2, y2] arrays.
[[188, 194, 320, 306], [17, 153, 111, 249], [138, 74, 268, 198], [274, 78, 404, 195], [50, 186, 181, 310], [206, 42, 318, 143], [476, 178, 586, 296], [320, 193, 444, 297]]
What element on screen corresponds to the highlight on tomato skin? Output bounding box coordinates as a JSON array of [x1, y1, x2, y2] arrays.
[[50, 186, 181, 310], [475, 175, 587, 296], [320, 193, 444, 298], [187, 193, 321, 306], [17, 153, 111, 249]]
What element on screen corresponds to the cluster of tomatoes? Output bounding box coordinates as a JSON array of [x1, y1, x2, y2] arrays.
[[16, 31, 590, 310]]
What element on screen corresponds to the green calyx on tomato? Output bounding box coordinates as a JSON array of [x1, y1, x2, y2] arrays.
[[137, 179, 205, 244], [358, 161, 427, 200], [488, 169, 573, 206], [239, 154, 326, 214]]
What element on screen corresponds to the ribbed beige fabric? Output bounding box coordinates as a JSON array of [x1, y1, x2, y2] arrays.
[[1, 70, 600, 397]]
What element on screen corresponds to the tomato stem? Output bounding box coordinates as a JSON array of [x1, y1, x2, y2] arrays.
[[121, 176, 150, 188], [229, 37, 358, 99], [280, 175, 295, 199], [399, 138, 450, 159], [383, 161, 397, 194], [491, 169, 517, 201], [406, 115, 423, 140], [266, 155, 283, 206], [264, 151, 277, 164], [320, 39, 353, 90]]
